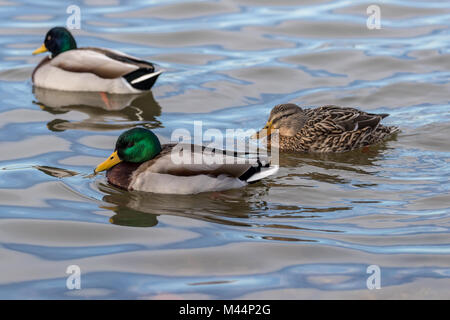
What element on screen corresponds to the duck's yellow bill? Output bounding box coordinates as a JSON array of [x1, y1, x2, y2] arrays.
[[251, 121, 272, 139], [32, 44, 48, 55], [95, 151, 122, 173]]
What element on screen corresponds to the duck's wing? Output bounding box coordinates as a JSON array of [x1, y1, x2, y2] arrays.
[[298, 106, 395, 152], [132, 144, 275, 180], [50, 48, 155, 79], [196, 145, 278, 183], [84, 47, 155, 69], [303, 105, 388, 135]]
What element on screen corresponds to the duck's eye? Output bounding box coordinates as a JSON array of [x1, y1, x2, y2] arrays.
[[47, 36, 51, 41], [127, 142, 135, 148]]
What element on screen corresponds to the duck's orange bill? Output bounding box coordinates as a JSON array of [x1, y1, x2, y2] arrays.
[[94, 151, 122, 173], [32, 44, 48, 55], [251, 121, 272, 139]]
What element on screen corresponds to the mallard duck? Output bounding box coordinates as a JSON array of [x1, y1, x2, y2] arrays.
[[94, 128, 278, 194], [254, 104, 399, 153], [32, 27, 162, 93]]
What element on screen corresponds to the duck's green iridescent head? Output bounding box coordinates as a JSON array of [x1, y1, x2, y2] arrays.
[[32, 27, 77, 57], [95, 128, 162, 173]]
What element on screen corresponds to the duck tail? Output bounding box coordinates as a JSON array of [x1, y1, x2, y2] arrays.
[[239, 157, 279, 183], [388, 126, 400, 134], [245, 164, 279, 183], [123, 69, 163, 91]]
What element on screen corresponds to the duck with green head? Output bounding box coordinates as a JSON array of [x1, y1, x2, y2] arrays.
[[94, 128, 278, 194], [32, 27, 162, 93]]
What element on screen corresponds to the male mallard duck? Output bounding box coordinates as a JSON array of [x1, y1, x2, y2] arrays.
[[254, 104, 399, 153], [94, 128, 278, 194], [32, 27, 162, 94]]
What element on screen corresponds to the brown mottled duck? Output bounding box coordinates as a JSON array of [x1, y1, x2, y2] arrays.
[[254, 104, 399, 153]]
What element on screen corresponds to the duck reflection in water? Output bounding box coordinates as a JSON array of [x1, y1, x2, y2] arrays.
[[278, 142, 395, 186], [32, 87, 162, 131], [97, 181, 267, 228]]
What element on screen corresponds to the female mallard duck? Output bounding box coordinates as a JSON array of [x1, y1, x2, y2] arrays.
[[94, 128, 278, 194], [32, 27, 162, 93], [254, 104, 399, 153]]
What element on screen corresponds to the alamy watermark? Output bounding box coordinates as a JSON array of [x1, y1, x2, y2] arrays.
[[66, 265, 81, 290], [66, 5, 81, 30], [366, 264, 381, 290], [169, 121, 279, 166], [366, 5, 381, 30]]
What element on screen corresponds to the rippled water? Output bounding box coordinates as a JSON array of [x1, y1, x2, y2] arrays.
[[0, 0, 449, 299]]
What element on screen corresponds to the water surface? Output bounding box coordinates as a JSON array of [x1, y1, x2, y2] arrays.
[[0, 0, 449, 299]]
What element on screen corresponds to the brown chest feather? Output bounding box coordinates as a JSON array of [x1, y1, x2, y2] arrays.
[[106, 162, 141, 190]]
